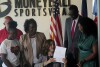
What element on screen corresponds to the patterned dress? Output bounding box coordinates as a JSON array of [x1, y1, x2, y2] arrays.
[[78, 34, 97, 67]]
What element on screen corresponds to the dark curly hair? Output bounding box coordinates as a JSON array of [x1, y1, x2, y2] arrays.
[[79, 17, 97, 39], [24, 18, 37, 33], [42, 39, 55, 56], [9, 21, 17, 28]]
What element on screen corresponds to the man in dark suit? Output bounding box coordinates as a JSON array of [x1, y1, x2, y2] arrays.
[[64, 5, 82, 67]]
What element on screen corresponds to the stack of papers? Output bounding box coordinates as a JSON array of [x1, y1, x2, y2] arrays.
[[53, 46, 66, 63]]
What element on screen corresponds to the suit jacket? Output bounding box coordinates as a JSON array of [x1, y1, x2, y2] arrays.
[[64, 16, 82, 60], [20, 32, 46, 67]]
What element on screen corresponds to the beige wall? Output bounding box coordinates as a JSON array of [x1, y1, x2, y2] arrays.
[[0, 0, 93, 39], [71, 0, 93, 18]]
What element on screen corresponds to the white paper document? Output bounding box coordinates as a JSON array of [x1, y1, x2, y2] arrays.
[[53, 46, 66, 63]]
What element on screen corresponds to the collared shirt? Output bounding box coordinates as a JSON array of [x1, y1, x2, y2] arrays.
[[0, 28, 23, 44], [71, 16, 79, 31]]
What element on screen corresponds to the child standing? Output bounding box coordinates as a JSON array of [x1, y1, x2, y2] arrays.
[[0, 27, 20, 67]]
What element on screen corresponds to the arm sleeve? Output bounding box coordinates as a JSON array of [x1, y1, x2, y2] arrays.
[[0, 42, 7, 54], [92, 37, 98, 47], [34, 55, 47, 67]]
